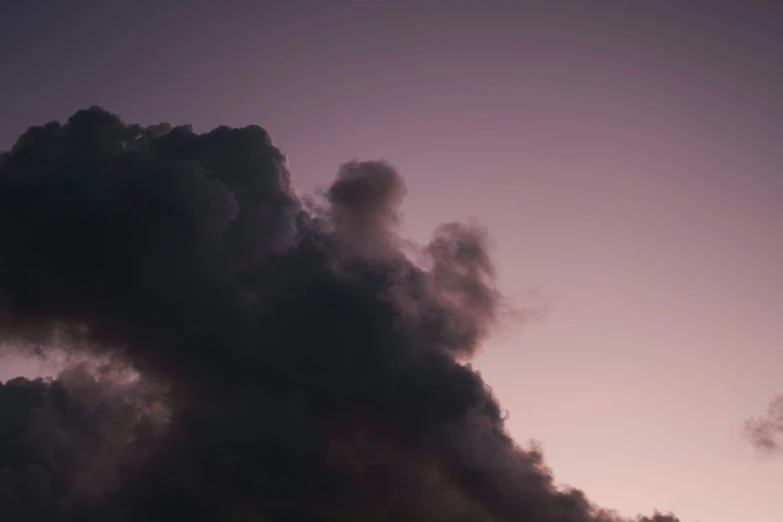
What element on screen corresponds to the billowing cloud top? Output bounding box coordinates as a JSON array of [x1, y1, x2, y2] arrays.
[[0, 108, 680, 522]]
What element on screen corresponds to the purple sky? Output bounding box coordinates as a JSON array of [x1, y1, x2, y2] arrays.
[[2, 2, 782, 521]]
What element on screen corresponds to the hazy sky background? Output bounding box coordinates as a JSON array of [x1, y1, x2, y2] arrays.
[[1, 2, 782, 521]]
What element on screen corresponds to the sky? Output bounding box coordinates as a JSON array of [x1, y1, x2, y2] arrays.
[[1, 2, 782, 521]]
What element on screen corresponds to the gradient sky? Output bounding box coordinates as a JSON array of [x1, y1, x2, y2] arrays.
[[2, 2, 782, 521]]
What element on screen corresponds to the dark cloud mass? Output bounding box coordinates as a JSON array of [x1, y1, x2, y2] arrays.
[[0, 107, 681, 521]]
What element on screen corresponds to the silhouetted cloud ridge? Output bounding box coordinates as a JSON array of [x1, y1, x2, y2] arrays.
[[0, 107, 681, 522]]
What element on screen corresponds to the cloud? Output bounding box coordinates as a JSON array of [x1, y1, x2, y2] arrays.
[[0, 107, 681, 521], [744, 395, 783, 455]]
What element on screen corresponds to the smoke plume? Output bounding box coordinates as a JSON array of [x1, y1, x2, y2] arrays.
[[0, 107, 681, 521]]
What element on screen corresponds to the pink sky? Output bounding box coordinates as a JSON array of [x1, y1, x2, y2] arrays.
[[1, 2, 782, 521]]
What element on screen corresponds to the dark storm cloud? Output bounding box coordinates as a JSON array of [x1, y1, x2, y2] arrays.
[[744, 395, 783, 455], [0, 108, 681, 521]]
